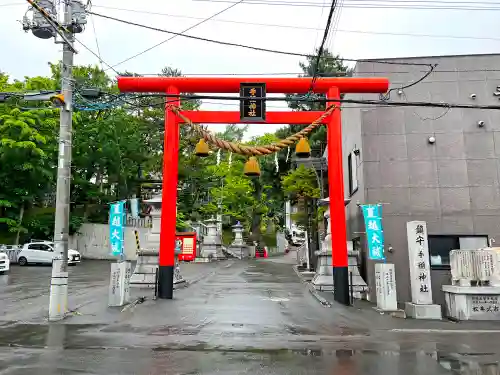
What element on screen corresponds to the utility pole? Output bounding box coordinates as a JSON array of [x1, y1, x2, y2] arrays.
[[48, 0, 74, 322], [23, 0, 86, 321]]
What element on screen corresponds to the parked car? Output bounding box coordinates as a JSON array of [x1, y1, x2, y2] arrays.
[[0, 250, 10, 273], [17, 241, 81, 266]]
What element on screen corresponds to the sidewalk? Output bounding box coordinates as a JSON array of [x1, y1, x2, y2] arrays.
[[65, 260, 234, 325], [292, 261, 500, 332]]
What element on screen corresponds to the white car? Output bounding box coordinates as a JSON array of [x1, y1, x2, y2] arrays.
[[17, 241, 81, 266], [0, 251, 10, 273]]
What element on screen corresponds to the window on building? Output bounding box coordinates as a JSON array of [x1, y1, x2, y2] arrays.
[[347, 151, 358, 196], [428, 235, 488, 269]]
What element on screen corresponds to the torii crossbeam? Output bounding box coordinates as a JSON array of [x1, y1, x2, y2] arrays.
[[118, 76, 389, 305]]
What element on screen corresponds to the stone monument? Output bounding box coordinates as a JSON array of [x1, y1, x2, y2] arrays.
[[198, 217, 225, 261], [443, 247, 500, 320], [226, 221, 249, 259], [374, 263, 398, 312], [130, 194, 185, 288], [405, 221, 442, 319]]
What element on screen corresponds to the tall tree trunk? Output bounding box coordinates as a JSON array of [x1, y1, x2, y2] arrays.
[[15, 204, 24, 245]]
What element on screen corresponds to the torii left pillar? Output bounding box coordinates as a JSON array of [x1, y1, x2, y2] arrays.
[[157, 86, 180, 298]]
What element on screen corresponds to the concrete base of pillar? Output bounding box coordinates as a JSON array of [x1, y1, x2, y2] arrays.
[[311, 250, 333, 291], [311, 250, 369, 299], [311, 274, 333, 291], [405, 302, 442, 320], [130, 250, 158, 288]]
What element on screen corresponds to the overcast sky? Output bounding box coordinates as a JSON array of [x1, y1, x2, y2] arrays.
[[1, 0, 499, 137]]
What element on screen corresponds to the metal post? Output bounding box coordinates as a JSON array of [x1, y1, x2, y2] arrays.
[[349, 271, 354, 305], [48, 0, 74, 322]]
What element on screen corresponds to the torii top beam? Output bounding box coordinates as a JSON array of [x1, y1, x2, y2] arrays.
[[117, 77, 389, 94]]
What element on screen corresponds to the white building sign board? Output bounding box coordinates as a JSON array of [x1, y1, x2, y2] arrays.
[[406, 221, 433, 305]]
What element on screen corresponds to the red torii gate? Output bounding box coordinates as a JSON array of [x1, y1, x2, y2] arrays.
[[118, 76, 389, 305]]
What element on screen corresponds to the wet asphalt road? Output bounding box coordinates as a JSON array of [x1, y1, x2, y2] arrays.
[[1, 255, 500, 374]]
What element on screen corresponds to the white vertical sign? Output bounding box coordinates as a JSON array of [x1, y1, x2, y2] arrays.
[[406, 221, 433, 305], [108, 261, 132, 307], [375, 263, 397, 311]]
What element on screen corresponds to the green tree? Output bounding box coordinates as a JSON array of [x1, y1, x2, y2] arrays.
[[0, 107, 57, 243], [282, 164, 320, 228]]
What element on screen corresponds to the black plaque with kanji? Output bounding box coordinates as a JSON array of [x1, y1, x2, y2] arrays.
[[240, 83, 266, 121]]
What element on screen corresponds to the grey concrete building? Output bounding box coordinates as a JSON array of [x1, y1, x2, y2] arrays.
[[336, 53, 500, 308]]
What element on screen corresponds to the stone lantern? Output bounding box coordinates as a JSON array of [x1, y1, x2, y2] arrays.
[[199, 217, 225, 260], [227, 221, 249, 259]]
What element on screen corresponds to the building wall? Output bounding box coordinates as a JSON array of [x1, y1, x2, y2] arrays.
[[341, 53, 500, 304]]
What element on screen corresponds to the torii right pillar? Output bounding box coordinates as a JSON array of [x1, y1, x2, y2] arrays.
[[327, 86, 349, 305]]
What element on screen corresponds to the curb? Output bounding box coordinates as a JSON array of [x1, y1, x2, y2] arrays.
[[292, 265, 331, 308]]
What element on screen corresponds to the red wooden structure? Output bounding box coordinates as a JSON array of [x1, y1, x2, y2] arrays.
[[118, 76, 389, 304]]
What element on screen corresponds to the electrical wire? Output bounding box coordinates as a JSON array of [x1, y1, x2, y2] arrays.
[[88, 11, 433, 67], [380, 63, 437, 100], [107, 67, 500, 76], [86, 92, 500, 110], [91, 5, 500, 42], [105, 0, 245, 71], [192, 0, 500, 10], [73, 36, 120, 75], [89, 14, 103, 70], [308, 0, 338, 92]]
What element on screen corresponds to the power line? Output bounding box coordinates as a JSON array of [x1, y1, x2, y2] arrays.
[[105, 0, 244, 71], [97, 92, 500, 110], [88, 11, 432, 67], [89, 14, 103, 70], [191, 0, 500, 10], [112, 67, 500, 76], [309, 0, 338, 92], [90, 5, 500, 42], [73, 35, 120, 75]]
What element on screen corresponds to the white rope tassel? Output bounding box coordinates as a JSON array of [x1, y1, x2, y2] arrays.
[[285, 147, 290, 163], [228, 152, 232, 168], [216, 149, 221, 166], [275, 153, 279, 173]]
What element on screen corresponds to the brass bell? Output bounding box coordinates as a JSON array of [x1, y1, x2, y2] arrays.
[[243, 156, 261, 177], [194, 138, 209, 157], [295, 137, 311, 158]]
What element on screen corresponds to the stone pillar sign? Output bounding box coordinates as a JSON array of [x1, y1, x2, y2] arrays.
[[375, 263, 397, 311], [108, 261, 132, 307], [405, 221, 442, 319]]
